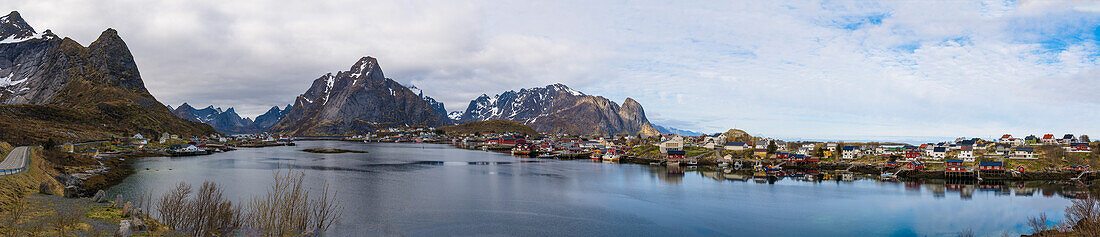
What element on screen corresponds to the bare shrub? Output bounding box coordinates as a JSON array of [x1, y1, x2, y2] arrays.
[[154, 181, 242, 236], [956, 228, 973, 237], [50, 207, 83, 236], [1, 197, 27, 236], [244, 170, 342, 235], [150, 170, 342, 236], [156, 182, 192, 229], [1027, 212, 1054, 235], [1063, 195, 1100, 236], [187, 181, 241, 236]]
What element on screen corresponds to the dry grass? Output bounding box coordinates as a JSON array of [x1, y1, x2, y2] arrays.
[[150, 169, 342, 236]]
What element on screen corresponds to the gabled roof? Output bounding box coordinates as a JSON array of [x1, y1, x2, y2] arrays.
[[842, 146, 857, 151], [1001, 134, 1012, 139], [979, 161, 1002, 166], [1043, 134, 1054, 139], [1015, 147, 1034, 152], [946, 159, 964, 163], [1064, 134, 1075, 139], [725, 142, 747, 146], [933, 147, 946, 152], [667, 150, 686, 155]]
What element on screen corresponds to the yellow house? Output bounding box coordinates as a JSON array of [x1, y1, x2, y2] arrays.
[[61, 143, 75, 153], [824, 150, 834, 158], [753, 149, 768, 159], [85, 149, 100, 157]]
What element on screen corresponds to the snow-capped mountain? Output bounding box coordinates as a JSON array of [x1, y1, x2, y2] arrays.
[[448, 111, 464, 121], [0, 11, 41, 44], [654, 125, 704, 136], [270, 56, 450, 135], [459, 84, 660, 137]]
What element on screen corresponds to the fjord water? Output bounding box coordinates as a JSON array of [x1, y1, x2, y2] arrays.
[[108, 141, 1073, 236]]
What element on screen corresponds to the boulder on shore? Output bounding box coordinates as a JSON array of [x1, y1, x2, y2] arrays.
[[91, 190, 106, 202], [130, 215, 145, 231], [37, 181, 52, 195], [118, 220, 132, 237], [62, 186, 78, 198]]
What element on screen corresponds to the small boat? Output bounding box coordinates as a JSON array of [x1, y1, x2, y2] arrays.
[[537, 153, 556, 159], [880, 171, 898, 179], [602, 153, 620, 162]]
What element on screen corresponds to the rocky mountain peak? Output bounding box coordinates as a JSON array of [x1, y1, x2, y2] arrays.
[[348, 56, 382, 79], [0, 11, 36, 42], [270, 56, 450, 135]]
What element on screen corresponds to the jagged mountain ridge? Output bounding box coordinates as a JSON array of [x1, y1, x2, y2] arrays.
[[654, 125, 704, 136], [269, 56, 450, 136], [170, 103, 292, 134], [0, 11, 216, 143], [459, 84, 660, 137]]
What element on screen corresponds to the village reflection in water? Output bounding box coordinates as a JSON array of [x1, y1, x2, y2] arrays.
[[650, 165, 1092, 200]]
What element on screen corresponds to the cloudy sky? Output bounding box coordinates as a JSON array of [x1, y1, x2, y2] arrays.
[[12, 0, 1100, 140]]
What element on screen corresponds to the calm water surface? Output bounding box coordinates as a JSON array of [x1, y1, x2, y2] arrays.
[[108, 141, 1078, 236]]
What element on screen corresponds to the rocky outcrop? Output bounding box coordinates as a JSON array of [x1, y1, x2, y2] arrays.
[[269, 56, 450, 135], [459, 84, 661, 137], [0, 11, 217, 143]]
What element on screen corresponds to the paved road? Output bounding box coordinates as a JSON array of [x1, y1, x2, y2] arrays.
[[0, 146, 30, 176]]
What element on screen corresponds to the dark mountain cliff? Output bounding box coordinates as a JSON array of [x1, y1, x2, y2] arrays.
[[269, 56, 449, 136], [0, 11, 216, 144]]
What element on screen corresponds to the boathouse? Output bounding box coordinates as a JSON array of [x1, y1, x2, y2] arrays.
[[979, 161, 1005, 172], [667, 150, 686, 160], [487, 136, 526, 145], [945, 159, 967, 172]]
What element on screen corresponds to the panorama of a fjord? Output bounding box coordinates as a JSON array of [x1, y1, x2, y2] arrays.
[[1, 1, 1099, 236]]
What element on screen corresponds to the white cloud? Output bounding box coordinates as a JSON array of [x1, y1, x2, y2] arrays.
[[9, 0, 1100, 141]]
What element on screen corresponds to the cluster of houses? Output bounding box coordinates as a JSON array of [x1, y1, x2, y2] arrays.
[[651, 132, 1095, 171], [59, 132, 247, 157]]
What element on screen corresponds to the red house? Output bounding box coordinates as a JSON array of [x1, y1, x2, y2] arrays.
[[945, 159, 967, 172], [667, 150, 686, 160], [487, 136, 526, 145], [906, 161, 925, 170], [979, 161, 1005, 171], [905, 150, 921, 160], [1069, 143, 1091, 152]]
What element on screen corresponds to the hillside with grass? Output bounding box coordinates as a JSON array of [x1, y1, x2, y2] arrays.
[[439, 120, 539, 136]]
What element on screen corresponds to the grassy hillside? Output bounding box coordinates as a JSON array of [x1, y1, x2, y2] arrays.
[[0, 104, 215, 145], [0, 144, 64, 208], [440, 120, 539, 136]]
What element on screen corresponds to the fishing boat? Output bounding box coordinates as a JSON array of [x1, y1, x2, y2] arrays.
[[602, 149, 622, 162]]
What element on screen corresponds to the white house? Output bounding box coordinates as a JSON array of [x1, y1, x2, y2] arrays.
[[659, 135, 684, 153], [724, 142, 750, 151], [931, 147, 947, 160], [1014, 147, 1036, 159], [842, 146, 859, 159], [958, 146, 974, 162]]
